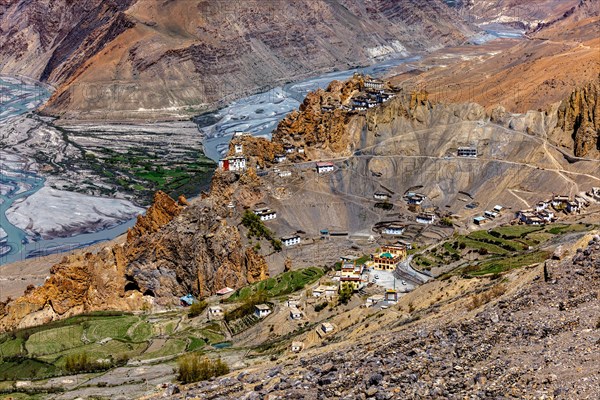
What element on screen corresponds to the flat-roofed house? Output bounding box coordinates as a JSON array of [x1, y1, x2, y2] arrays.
[[254, 304, 272, 318], [316, 162, 335, 174]]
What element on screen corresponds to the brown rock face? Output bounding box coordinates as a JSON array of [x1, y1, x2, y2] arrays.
[[0, 188, 269, 332], [553, 78, 600, 158]]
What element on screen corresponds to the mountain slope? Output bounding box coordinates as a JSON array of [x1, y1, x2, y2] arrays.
[[0, 0, 475, 121]]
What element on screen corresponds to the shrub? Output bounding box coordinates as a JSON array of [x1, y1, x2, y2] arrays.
[[440, 217, 453, 226], [338, 284, 353, 305], [188, 300, 208, 318], [314, 302, 328, 312], [177, 353, 229, 384], [64, 352, 110, 373], [478, 248, 489, 255], [466, 284, 506, 311], [459, 242, 467, 250]]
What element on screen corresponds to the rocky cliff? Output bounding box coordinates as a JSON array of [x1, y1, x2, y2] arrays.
[[552, 78, 600, 158], [0, 188, 270, 332], [0, 0, 475, 121]]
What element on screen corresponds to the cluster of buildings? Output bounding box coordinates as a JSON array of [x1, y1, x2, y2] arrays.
[[516, 195, 589, 225], [457, 147, 478, 158], [473, 205, 504, 226], [351, 79, 397, 111]]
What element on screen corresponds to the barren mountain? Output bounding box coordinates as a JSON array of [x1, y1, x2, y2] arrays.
[[0, 0, 475, 121]]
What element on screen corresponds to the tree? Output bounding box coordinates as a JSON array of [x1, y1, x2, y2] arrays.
[[177, 353, 229, 383], [338, 283, 353, 305]]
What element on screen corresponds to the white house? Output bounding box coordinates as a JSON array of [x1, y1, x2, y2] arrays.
[[289, 306, 303, 320], [208, 306, 224, 321], [383, 225, 405, 235], [535, 202, 549, 212], [365, 294, 385, 307], [218, 157, 247, 172], [284, 144, 296, 154], [316, 162, 335, 174], [365, 79, 384, 90], [312, 285, 337, 298], [282, 235, 301, 247], [551, 195, 570, 208], [254, 208, 277, 221], [457, 147, 478, 157], [484, 210, 498, 219], [274, 154, 287, 163], [416, 213, 436, 224], [320, 322, 335, 335], [254, 304, 272, 318], [374, 192, 391, 201], [298, 147, 305, 154], [234, 144, 243, 154], [291, 341, 304, 353], [279, 170, 292, 178], [407, 194, 425, 205]]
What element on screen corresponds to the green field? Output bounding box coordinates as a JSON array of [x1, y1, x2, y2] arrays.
[[421, 223, 596, 277], [227, 267, 324, 302]]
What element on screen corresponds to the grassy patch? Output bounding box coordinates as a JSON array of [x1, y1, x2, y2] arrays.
[[465, 250, 552, 276], [227, 267, 324, 302], [138, 339, 187, 360], [84, 316, 140, 342], [25, 325, 84, 356]]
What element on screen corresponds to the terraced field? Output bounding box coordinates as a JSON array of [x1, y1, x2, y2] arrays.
[[414, 223, 597, 276]]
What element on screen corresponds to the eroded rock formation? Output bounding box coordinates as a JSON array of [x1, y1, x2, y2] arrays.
[[0, 188, 269, 332]]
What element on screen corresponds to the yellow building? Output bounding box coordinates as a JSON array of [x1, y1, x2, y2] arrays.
[[372, 245, 407, 271]]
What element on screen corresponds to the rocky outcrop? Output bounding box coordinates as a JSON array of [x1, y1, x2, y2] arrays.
[[0, 0, 476, 121], [0, 188, 270, 332], [552, 78, 600, 158]]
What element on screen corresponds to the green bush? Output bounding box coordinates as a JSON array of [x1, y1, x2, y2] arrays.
[[64, 352, 111, 373], [177, 353, 229, 384], [314, 302, 328, 312], [188, 301, 208, 318], [338, 284, 353, 305]]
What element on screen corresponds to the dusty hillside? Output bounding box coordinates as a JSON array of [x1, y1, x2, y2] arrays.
[[155, 232, 600, 399], [0, 0, 475, 121], [390, 0, 600, 115]]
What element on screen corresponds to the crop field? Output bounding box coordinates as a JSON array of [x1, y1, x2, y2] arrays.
[[227, 267, 324, 302], [420, 223, 596, 276]]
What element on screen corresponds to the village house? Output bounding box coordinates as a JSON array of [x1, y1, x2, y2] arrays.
[[274, 154, 287, 163], [281, 235, 301, 247], [416, 213, 436, 224], [407, 194, 425, 205], [234, 143, 243, 154], [284, 144, 296, 154], [340, 276, 365, 291], [312, 285, 338, 298], [216, 287, 234, 296], [384, 289, 398, 303], [341, 262, 364, 277], [374, 192, 391, 201], [254, 208, 277, 221], [536, 201, 550, 212], [538, 209, 554, 222], [316, 162, 335, 174], [395, 239, 412, 250], [340, 255, 359, 263], [291, 341, 304, 353], [518, 210, 544, 225], [218, 156, 247, 172], [567, 201, 581, 214], [279, 170, 292, 178], [365, 79, 385, 90], [590, 187, 600, 201], [473, 216, 487, 225], [180, 294, 195, 307], [317, 322, 336, 337], [208, 306, 224, 321], [383, 225, 405, 236], [254, 304, 272, 318], [457, 147, 478, 157], [298, 147, 305, 154], [365, 294, 385, 307], [484, 210, 499, 219], [551, 195, 570, 209], [493, 205, 504, 213], [289, 306, 303, 320]]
